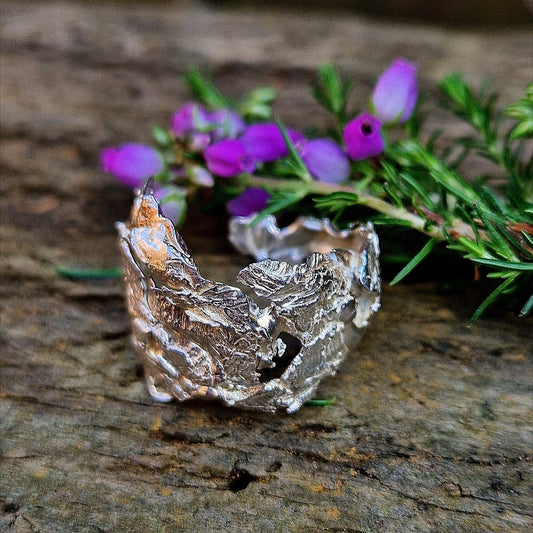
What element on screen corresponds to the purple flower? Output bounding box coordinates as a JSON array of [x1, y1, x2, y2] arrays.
[[372, 58, 418, 125], [343, 113, 385, 161], [210, 109, 246, 140], [171, 102, 211, 139], [240, 123, 305, 163], [204, 139, 255, 177], [100, 143, 163, 188], [299, 139, 350, 184], [227, 187, 271, 217]]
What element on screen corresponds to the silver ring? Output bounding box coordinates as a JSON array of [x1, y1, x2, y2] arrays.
[[117, 190, 381, 413]]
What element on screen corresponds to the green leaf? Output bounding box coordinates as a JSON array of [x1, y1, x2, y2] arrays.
[[276, 120, 312, 181], [382, 183, 403, 208], [390, 238, 438, 285], [475, 207, 517, 261], [184, 68, 232, 109], [509, 120, 533, 140], [396, 140, 482, 206], [152, 126, 174, 147], [398, 171, 438, 210], [520, 293, 533, 316], [470, 258, 533, 271], [448, 236, 486, 257], [305, 398, 334, 407], [239, 86, 277, 120], [313, 192, 359, 210], [251, 189, 307, 225], [468, 274, 518, 326], [370, 216, 415, 228], [55, 266, 124, 280], [312, 64, 352, 124], [505, 83, 533, 139]]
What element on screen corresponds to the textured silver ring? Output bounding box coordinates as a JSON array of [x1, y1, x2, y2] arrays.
[[117, 189, 381, 413]]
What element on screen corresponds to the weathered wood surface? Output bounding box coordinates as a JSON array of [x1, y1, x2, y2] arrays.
[[1, 1, 532, 531]]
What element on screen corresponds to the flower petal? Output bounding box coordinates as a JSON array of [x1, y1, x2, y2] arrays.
[[210, 109, 246, 140], [100, 143, 163, 188], [343, 113, 385, 161], [300, 139, 350, 184], [204, 139, 255, 177], [171, 102, 212, 139], [240, 123, 304, 163], [372, 58, 418, 125], [227, 187, 271, 217]]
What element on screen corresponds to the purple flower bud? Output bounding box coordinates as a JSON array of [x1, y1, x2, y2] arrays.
[[372, 58, 418, 125], [189, 132, 212, 152], [187, 165, 214, 187], [171, 102, 211, 139], [240, 123, 305, 163], [299, 139, 350, 184], [210, 109, 246, 140], [343, 113, 385, 161], [204, 139, 255, 178], [227, 187, 271, 217], [100, 143, 163, 188]]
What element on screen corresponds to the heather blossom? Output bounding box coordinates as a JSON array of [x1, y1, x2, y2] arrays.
[[240, 122, 305, 163], [171, 102, 211, 139], [204, 139, 255, 177], [343, 113, 384, 161], [102, 61, 415, 223], [171, 104, 245, 147], [100, 143, 163, 188], [209, 109, 246, 140], [371, 58, 418, 125], [299, 138, 350, 184], [226, 187, 271, 217]]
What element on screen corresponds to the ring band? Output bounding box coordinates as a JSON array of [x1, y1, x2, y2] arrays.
[[117, 189, 381, 413]]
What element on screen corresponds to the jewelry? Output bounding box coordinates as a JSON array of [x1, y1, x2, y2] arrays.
[[117, 189, 381, 413]]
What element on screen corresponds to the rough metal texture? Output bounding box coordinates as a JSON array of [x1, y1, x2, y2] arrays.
[[117, 192, 380, 413], [1, 1, 532, 531]]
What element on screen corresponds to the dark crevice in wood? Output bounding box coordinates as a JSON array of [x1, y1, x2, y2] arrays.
[[228, 465, 258, 492]]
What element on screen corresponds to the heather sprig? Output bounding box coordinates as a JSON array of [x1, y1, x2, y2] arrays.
[[100, 61, 532, 323]]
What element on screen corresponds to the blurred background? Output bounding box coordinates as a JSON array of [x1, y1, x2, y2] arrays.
[[1, 0, 532, 258], [208, 0, 533, 27]]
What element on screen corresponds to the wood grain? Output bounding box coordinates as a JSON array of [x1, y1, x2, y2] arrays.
[[1, 1, 532, 531]]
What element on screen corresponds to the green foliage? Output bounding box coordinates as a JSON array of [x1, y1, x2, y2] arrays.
[[251, 189, 307, 224], [389, 238, 438, 285], [312, 64, 353, 127], [184, 68, 232, 109], [310, 71, 533, 322], [505, 83, 533, 140], [239, 86, 277, 121], [305, 398, 335, 406], [185, 68, 277, 120]]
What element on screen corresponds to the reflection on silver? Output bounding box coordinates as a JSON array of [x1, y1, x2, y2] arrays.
[[117, 190, 381, 413]]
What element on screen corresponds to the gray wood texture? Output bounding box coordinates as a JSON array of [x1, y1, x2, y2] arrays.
[[1, 1, 532, 531]]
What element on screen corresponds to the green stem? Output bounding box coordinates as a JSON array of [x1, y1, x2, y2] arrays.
[[242, 174, 454, 241]]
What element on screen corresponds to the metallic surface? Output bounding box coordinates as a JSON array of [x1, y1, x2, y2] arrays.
[[117, 190, 381, 413]]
